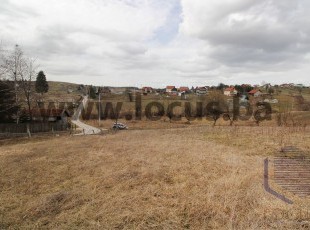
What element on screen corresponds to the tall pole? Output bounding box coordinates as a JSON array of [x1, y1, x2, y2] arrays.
[[98, 92, 101, 127]]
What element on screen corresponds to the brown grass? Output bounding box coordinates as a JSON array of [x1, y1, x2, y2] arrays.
[[0, 126, 310, 229]]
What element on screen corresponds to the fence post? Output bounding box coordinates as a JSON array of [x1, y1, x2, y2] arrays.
[[27, 124, 31, 138]]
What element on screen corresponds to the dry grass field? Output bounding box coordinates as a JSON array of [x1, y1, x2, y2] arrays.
[[1, 126, 310, 229], [43, 82, 82, 102]]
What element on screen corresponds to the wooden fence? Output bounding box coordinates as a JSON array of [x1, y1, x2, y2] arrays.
[[0, 122, 75, 134]]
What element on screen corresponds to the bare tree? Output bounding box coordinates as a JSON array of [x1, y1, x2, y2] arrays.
[[1, 45, 38, 122], [4, 45, 24, 96], [1, 45, 25, 118], [0, 42, 9, 79], [19, 58, 37, 121], [205, 90, 229, 126]]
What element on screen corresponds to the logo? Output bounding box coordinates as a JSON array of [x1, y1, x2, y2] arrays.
[[264, 146, 310, 204]]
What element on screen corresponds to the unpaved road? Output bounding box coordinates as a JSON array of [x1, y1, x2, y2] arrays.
[[71, 96, 102, 135]]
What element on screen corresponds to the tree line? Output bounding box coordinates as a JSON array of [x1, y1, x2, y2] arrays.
[[0, 44, 49, 123]]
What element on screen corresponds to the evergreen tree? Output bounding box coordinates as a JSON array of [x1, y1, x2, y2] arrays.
[[216, 83, 227, 91], [0, 81, 19, 123], [89, 85, 97, 99], [234, 85, 243, 94], [35, 71, 49, 94]]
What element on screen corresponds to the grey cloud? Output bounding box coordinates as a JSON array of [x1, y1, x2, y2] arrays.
[[0, 0, 38, 19], [2, 0, 310, 86], [27, 25, 97, 58], [81, 27, 140, 42], [117, 43, 147, 56], [112, 55, 163, 71], [47, 65, 87, 76], [27, 24, 148, 60], [209, 45, 305, 67], [205, 29, 305, 53], [183, 0, 310, 71]]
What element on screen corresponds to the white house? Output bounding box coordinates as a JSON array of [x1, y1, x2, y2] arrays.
[[224, 87, 237, 96], [196, 87, 208, 95]]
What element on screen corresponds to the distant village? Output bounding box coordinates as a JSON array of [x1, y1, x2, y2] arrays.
[[1, 80, 310, 134], [77, 82, 308, 99]]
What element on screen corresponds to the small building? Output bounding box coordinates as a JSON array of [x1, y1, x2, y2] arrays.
[[295, 84, 304, 88], [178, 87, 190, 93], [224, 87, 238, 96], [249, 89, 263, 97], [31, 109, 71, 123], [196, 87, 208, 95], [280, 83, 295, 88], [155, 88, 165, 94], [166, 86, 176, 93], [142, 87, 153, 94], [170, 89, 178, 96]]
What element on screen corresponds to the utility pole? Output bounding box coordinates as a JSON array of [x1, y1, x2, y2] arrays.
[[98, 87, 101, 127]]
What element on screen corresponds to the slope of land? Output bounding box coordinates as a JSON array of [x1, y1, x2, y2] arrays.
[[40, 81, 83, 103], [0, 126, 309, 229]]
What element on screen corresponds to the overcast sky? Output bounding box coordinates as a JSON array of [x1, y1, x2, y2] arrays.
[[1, 0, 310, 87]]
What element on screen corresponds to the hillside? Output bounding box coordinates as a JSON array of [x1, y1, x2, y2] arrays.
[[1, 126, 309, 229], [43, 81, 82, 102], [44, 81, 137, 102]]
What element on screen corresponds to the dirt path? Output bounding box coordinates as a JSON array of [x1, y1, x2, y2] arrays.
[[71, 96, 102, 135]]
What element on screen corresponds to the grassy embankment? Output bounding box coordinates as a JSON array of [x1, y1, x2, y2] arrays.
[[1, 126, 309, 229]]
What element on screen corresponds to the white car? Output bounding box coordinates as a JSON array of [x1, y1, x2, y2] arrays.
[[112, 123, 128, 130]]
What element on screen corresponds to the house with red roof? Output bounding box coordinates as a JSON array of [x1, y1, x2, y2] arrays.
[[166, 86, 177, 93], [224, 87, 237, 96], [248, 89, 262, 97], [178, 87, 190, 93]]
